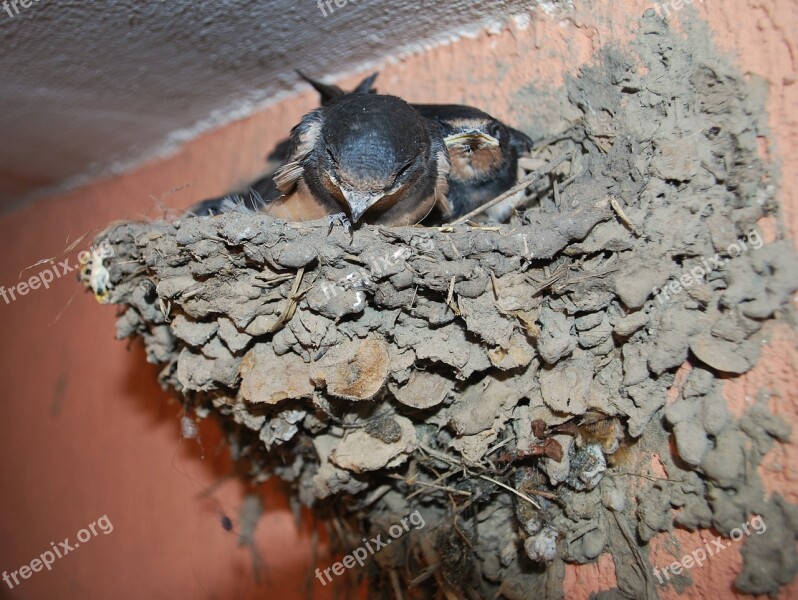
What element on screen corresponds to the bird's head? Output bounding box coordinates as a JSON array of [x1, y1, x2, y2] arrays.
[[441, 115, 505, 180], [315, 94, 432, 223], [411, 104, 520, 183]]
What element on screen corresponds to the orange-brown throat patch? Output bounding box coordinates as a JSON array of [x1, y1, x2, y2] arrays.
[[449, 144, 502, 180]]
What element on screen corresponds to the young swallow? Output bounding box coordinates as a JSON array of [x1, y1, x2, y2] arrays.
[[413, 104, 533, 221], [269, 93, 450, 226], [188, 73, 380, 218], [289, 73, 533, 221]]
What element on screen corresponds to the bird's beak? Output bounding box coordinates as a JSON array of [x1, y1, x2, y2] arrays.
[[342, 189, 385, 223], [444, 131, 500, 148]]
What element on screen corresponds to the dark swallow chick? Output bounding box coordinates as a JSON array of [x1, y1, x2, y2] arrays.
[[269, 93, 450, 226]]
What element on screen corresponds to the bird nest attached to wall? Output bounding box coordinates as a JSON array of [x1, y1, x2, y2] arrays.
[[82, 16, 798, 600]]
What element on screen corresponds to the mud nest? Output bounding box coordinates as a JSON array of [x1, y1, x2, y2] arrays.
[[84, 15, 798, 600]]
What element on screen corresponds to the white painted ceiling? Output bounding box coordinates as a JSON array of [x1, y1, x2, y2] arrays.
[[0, 0, 539, 209]]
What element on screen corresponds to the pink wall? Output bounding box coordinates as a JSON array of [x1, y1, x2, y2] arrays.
[[1, 1, 796, 598]]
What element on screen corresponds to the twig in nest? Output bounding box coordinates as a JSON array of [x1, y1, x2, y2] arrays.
[[406, 469, 458, 500], [560, 173, 578, 188], [263, 267, 305, 333], [253, 272, 295, 287], [610, 471, 685, 484], [528, 127, 582, 153], [389, 474, 472, 498], [609, 196, 640, 237], [523, 488, 559, 500], [445, 276, 461, 316], [448, 152, 571, 225], [477, 474, 540, 509], [485, 436, 515, 457], [389, 569, 404, 600], [406, 285, 418, 310], [21, 230, 97, 279], [408, 563, 439, 588], [488, 270, 500, 301], [452, 516, 476, 557], [418, 443, 482, 473], [550, 265, 620, 295], [529, 264, 569, 295], [341, 253, 367, 265], [158, 298, 172, 322]]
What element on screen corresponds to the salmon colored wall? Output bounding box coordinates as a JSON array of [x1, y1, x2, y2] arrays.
[[0, 1, 795, 598]]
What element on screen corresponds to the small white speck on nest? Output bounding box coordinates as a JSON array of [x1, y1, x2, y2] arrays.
[[180, 415, 199, 439], [512, 13, 531, 30]]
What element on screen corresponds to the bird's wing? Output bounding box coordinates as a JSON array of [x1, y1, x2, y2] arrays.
[[273, 108, 325, 193], [424, 119, 453, 218], [296, 71, 380, 105], [352, 72, 379, 95], [296, 70, 346, 105], [508, 126, 533, 155]]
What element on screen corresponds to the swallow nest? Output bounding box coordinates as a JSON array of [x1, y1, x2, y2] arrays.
[[86, 16, 798, 600]]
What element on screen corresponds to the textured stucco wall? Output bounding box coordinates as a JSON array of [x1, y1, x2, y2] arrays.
[[0, 0, 540, 207], [0, 1, 796, 599]]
